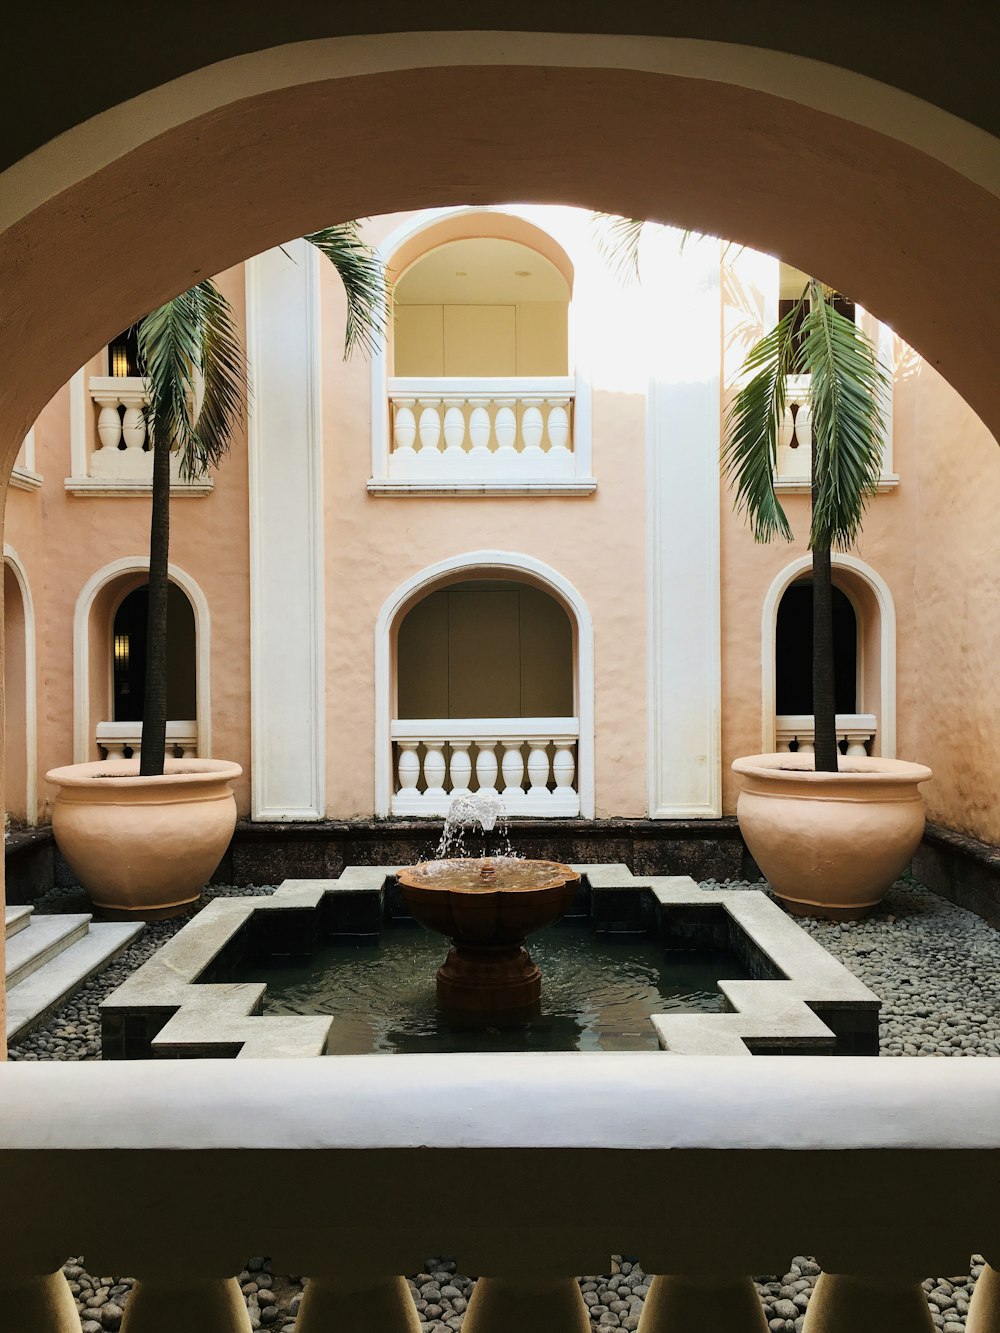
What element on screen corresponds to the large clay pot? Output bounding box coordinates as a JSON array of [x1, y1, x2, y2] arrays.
[[46, 757, 242, 918], [732, 753, 932, 919]]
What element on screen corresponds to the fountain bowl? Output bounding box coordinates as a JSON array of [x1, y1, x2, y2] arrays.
[[397, 857, 581, 1013]]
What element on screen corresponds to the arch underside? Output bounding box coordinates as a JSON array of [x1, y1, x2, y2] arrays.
[[3, 61, 998, 469]]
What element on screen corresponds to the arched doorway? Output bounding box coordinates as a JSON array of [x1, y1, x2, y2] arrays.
[[376, 552, 594, 818], [2, 550, 36, 826], [763, 555, 896, 757], [74, 559, 211, 762]]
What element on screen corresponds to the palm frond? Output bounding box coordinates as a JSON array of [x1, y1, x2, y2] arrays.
[[137, 279, 248, 482], [305, 222, 390, 359], [592, 213, 647, 284], [721, 294, 806, 543], [800, 283, 888, 550]]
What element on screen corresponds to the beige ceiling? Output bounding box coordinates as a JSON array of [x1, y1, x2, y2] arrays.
[[395, 238, 570, 305]]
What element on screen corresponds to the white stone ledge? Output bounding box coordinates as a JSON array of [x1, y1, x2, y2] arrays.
[[9, 465, 43, 491], [775, 474, 899, 494], [366, 478, 597, 497], [64, 477, 213, 497]]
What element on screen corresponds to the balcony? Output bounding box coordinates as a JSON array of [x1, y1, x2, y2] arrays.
[[776, 374, 898, 493], [2, 1056, 999, 1331], [65, 377, 212, 497], [368, 377, 595, 497], [391, 717, 580, 817], [776, 713, 877, 756]]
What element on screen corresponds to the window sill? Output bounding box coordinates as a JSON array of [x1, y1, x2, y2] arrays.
[[9, 466, 43, 492], [774, 474, 899, 495], [64, 477, 213, 498], [367, 478, 597, 498]]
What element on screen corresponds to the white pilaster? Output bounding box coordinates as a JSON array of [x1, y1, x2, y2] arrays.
[[246, 241, 325, 819], [647, 240, 723, 817]]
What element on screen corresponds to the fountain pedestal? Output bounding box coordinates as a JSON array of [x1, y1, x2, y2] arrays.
[[397, 857, 580, 1015]]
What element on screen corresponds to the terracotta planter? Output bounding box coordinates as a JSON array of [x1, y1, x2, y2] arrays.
[[732, 753, 932, 919], [46, 757, 242, 918]]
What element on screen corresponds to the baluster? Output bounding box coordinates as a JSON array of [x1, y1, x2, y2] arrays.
[[519, 397, 545, 472], [463, 1276, 590, 1333], [777, 734, 793, 753], [797, 734, 815, 754], [845, 735, 870, 757], [0, 1271, 80, 1332], [96, 395, 124, 450], [423, 742, 447, 803], [552, 743, 576, 797], [120, 1277, 251, 1331], [637, 1274, 767, 1331], [417, 399, 443, 469], [391, 398, 418, 475], [475, 740, 499, 796], [121, 397, 148, 451], [442, 397, 468, 465], [397, 742, 421, 793], [802, 1272, 934, 1332], [545, 397, 573, 465], [494, 397, 519, 464], [501, 740, 527, 812], [449, 741, 473, 798], [468, 398, 493, 471], [297, 1275, 420, 1333], [967, 1261, 1000, 1332], [180, 744, 198, 758], [526, 741, 552, 801]]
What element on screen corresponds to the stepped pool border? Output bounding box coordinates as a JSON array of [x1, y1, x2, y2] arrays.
[[100, 865, 880, 1059]]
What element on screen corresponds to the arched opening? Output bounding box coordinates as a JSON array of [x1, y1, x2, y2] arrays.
[[776, 582, 858, 717], [75, 559, 211, 763], [3, 555, 34, 826], [397, 578, 573, 719], [393, 237, 570, 378], [763, 555, 895, 758], [111, 584, 197, 724], [372, 209, 589, 493], [376, 552, 594, 819]]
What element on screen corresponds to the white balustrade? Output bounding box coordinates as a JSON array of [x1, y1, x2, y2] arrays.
[[776, 713, 876, 757], [386, 378, 584, 487], [97, 720, 198, 759], [390, 717, 580, 816], [83, 377, 210, 492], [2, 1058, 1000, 1333]]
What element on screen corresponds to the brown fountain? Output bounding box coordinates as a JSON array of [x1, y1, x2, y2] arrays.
[[398, 855, 581, 1013]]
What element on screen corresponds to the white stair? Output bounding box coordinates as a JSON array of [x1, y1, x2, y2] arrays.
[[4, 907, 143, 1043]]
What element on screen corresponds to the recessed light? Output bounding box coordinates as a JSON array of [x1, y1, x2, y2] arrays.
[[515, 270, 531, 277]]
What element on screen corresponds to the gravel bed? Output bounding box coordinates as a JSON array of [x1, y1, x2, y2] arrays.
[[7, 875, 998, 1329]]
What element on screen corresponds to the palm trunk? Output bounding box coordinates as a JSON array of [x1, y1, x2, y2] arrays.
[[140, 437, 171, 776]]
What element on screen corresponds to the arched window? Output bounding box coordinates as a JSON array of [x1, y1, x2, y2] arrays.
[[111, 583, 197, 723], [764, 556, 895, 757], [775, 581, 858, 717], [376, 552, 594, 818]]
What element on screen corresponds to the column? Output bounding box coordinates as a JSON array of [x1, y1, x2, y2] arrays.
[[297, 1275, 420, 1332], [246, 241, 325, 818], [121, 1278, 251, 1332], [968, 1262, 1000, 1332], [802, 1273, 934, 1332], [646, 239, 723, 817], [0, 1272, 80, 1332]]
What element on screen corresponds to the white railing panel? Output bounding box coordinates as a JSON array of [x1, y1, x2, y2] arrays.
[[97, 720, 199, 759], [391, 716, 580, 817], [386, 377, 580, 484], [776, 712, 877, 757]]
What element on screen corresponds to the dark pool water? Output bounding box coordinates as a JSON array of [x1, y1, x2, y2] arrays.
[[241, 923, 750, 1054]]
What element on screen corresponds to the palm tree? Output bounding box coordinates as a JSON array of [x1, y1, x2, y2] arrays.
[[723, 279, 888, 772], [134, 222, 388, 777]]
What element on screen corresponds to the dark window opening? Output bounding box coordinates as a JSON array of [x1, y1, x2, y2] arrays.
[[776, 581, 857, 716], [778, 291, 856, 364], [108, 325, 142, 378], [112, 583, 197, 722]]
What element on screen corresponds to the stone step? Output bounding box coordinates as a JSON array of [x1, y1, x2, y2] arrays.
[[5, 914, 92, 989], [4, 904, 34, 939], [6, 923, 144, 1044]]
